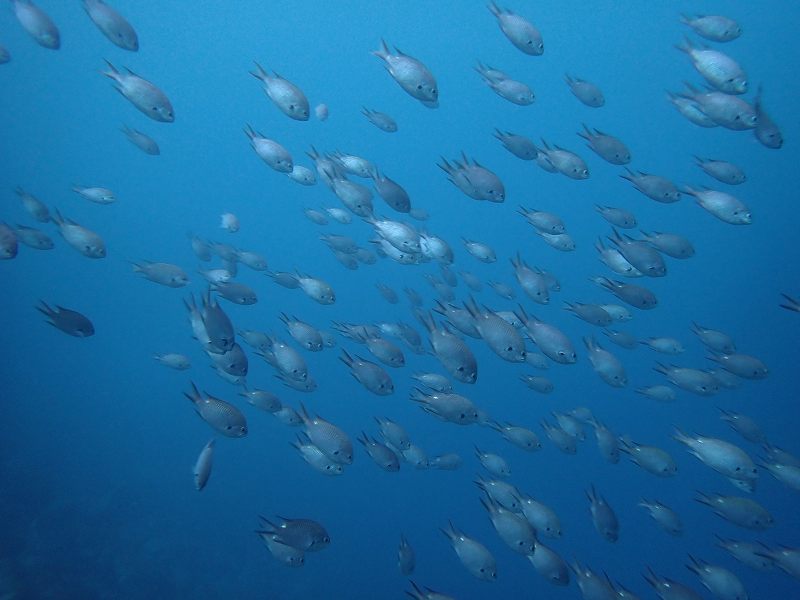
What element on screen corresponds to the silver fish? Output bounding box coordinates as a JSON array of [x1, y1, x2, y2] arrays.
[[250, 62, 309, 121], [103, 61, 174, 122]]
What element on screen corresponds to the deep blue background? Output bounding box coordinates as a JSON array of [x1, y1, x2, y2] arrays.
[[1, 1, 798, 598]]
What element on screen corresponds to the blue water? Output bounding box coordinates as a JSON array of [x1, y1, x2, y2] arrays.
[[1, 1, 798, 598]]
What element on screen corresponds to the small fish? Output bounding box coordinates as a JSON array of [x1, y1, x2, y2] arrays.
[[680, 83, 756, 130], [578, 125, 631, 164], [72, 185, 116, 205], [340, 350, 394, 396], [676, 37, 747, 94], [51, 210, 106, 258], [372, 39, 438, 108], [14, 225, 53, 250], [487, 2, 543, 55], [291, 433, 344, 476], [361, 107, 397, 132], [15, 187, 50, 222], [102, 61, 174, 122], [586, 485, 619, 542], [299, 404, 353, 465], [258, 515, 330, 552], [535, 139, 589, 179], [475, 446, 511, 477], [121, 125, 159, 155], [684, 187, 752, 225], [212, 281, 257, 305], [680, 14, 742, 42], [694, 156, 746, 185], [780, 293, 800, 313], [132, 261, 189, 287], [439, 155, 505, 202], [255, 531, 305, 568], [12, 0, 59, 49], [754, 86, 783, 149], [244, 125, 293, 173], [474, 62, 534, 105], [620, 168, 680, 203], [462, 238, 496, 262], [565, 74, 604, 107], [314, 103, 328, 121], [398, 535, 416, 575], [288, 165, 317, 186], [694, 492, 773, 530], [358, 432, 400, 472], [193, 439, 215, 491], [517, 207, 565, 234], [36, 301, 94, 337], [440, 521, 497, 581], [686, 555, 748, 600], [83, 0, 138, 51], [183, 382, 247, 437], [638, 499, 682, 535], [250, 62, 309, 121], [595, 205, 636, 229], [153, 353, 190, 370], [493, 129, 537, 160]]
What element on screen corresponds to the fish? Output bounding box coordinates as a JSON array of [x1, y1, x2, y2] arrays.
[[398, 535, 415, 575], [680, 14, 742, 42], [0, 224, 18, 259], [339, 350, 395, 395], [361, 107, 397, 132], [372, 39, 438, 108], [487, 2, 543, 55], [51, 210, 106, 258], [183, 382, 247, 437], [11, 0, 59, 49], [192, 439, 215, 491], [255, 531, 305, 568], [258, 515, 330, 552], [565, 74, 604, 107], [638, 499, 682, 535], [686, 555, 748, 600], [153, 353, 190, 370], [36, 301, 94, 337], [534, 139, 589, 179], [131, 261, 189, 287], [586, 485, 619, 542], [439, 155, 505, 202], [440, 521, 497, 581], [244, 125, 293, 173], [299, 404, 353, 465], [102, 61, 174, 122], [291, 434, 345, 476], [577, 125, 631, 164], [620, 168, 680, 203], [679, 83, 756, 130], [83, 0, 138, 51], [754, 86, 783, 149], [676, 37, 747, 94], [684, 187, 752, 225], [474, 62, 534, 105], [14, 225, 53, 250], [15, 187, 50, 222], [121, 125, 159, 155], [417, 311, 478, 383], [694, 156, 746, 185], [250, 63, 309, 121]]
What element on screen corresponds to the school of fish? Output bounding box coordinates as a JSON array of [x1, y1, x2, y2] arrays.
[[3, 2, 798, 599]]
